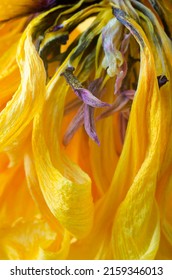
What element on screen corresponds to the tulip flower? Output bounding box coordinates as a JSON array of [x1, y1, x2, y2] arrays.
[[0, 0, 172, 260]]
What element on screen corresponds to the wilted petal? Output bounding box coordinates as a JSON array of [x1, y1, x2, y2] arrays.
[[32, 73, 94, 238]]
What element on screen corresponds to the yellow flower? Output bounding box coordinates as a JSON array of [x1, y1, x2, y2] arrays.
[[0, 0, 172, 260]]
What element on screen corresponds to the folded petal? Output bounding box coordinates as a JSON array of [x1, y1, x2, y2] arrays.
[[32, 70, 94, 238], [107, 7, 172, 259]]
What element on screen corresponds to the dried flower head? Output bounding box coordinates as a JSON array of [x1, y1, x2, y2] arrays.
[[0, 0, 172, 260]]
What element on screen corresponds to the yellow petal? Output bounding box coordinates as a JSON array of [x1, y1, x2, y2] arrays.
[[32, 69, 94, 238], [0, 19, 46, 152], [0, 164, 38, 225], [109, 8, 172, 259], [38, 230, 71, 260], [155, 231, 172, 260], [24, 148, 62, 230]]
